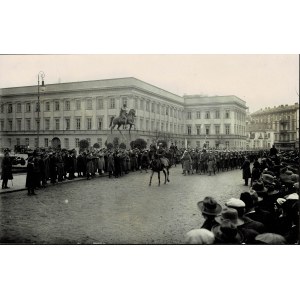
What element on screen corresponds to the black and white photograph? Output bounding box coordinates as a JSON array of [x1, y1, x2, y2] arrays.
[[1, 1, 299, 299], [0, 54, 299, 245]]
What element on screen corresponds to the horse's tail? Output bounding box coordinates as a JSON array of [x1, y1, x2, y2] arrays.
[[109, 116, 114, 127]]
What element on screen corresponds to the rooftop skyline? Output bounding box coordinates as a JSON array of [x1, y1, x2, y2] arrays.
[[0, 55, 298, 113]]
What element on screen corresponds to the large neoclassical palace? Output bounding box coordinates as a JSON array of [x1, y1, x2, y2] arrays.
[[0, 77, 248, 150]]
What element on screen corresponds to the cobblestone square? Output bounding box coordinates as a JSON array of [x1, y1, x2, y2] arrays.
[[0, 166, 249, 244]]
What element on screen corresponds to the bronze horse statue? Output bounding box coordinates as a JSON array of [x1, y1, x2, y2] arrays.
[[109, 109, 136, 136]]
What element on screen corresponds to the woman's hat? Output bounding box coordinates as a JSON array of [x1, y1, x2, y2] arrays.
[[215, 207, 244, 226], [197, 197, 222, 216], [212, 220, 244, 244], [251, 180, 268, 196], [255, 233, 286, 244], [184, 229, 215, 245], [262, 174, 275, 185]]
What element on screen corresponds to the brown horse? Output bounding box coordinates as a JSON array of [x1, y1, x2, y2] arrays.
[[109, 109, 136, 136]]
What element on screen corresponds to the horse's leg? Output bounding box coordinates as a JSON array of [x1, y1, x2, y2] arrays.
[[158, 171, 160, 186], [163, 169, 167, 184], [167, 167, 170, 182], [129, 124, 132, 136], [149, 170, 154, 186], [117, 125, 125, 139]]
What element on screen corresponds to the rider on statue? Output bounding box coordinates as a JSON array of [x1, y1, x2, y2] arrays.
[[119, 103, 128, 125]]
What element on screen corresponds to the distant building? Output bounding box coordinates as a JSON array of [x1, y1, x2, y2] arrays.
[[0, 77, 248, 151], [249, 103, 299, 150], [183, 95, 247, 149]]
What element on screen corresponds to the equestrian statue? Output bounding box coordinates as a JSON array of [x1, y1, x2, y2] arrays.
[[109, 104, 136, 137]]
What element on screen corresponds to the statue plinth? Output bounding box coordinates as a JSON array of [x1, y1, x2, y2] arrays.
[[106, 132, 139, 148]]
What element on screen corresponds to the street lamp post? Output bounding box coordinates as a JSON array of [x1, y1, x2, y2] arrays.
[[37, 71, 45, 148]]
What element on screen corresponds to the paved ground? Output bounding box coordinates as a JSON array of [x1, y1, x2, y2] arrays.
[[0, 166, 250, 244]]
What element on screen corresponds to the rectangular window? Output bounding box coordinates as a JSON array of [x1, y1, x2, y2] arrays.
[[215, 125, 220, 135], [17, 119, 22, 131], [86, 99, 92, 110], [146, 101, 150, 112], [225, 141, 230, 148], [196, 111, 201, 119], [146, 120, 149, 130], [157, 104, 160, 114], [166, 107, 169, 115], [196, 125, 201, 135], [25, 138, 29, 146], [161, 122, 164, 132], [75, 138, 79, 148], [26, 103, 31, 112], [26, 119, 31, 130], [36, 119, 40, 130], [122, 97, 128, 107], [187, 125, 191, 135], [97, 117, 103, 130], [65, 100, 70, 111], [45, 119, 50, 130], [44, 138, 48, 147], [35, 102, 40, 112], [205, 111, 210, 119], [7, 103, 13, 113], [225, 125, 230, 135], [7, 119, 12, 131], [140, 118, 144, 130], [151, 103, 155, 113], [96, 97, 104, 109], [76, 118, 81, 130], [65, 118, 70, 130], [205, 126, 210, 135], [187, 112, 192, 120], [87, 117, 92, 130], [97, 138, 102, 148], [64, 138, 69, 149], [55, 118, 60, 130], [17, 103, 22, 113], [45, 101, 50, 111], [55, 101, 60, 111], [225, 110, 230, 118], [215, 111, 220, 119], [140, 99, 144, 110], [151, 120, 154, 131], [76, 100, 81, 110], [16, 138, 20, 146], [110, 98, 115, 109], [170, 108, 173, 117], [0, 104, 4, 113], [0, 119, 4, 131]]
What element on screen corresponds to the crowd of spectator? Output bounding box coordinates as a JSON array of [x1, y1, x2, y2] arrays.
[[185, 146, 299, 245]]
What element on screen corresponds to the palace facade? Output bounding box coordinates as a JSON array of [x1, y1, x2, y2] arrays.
[[0, 77, 247, 151]]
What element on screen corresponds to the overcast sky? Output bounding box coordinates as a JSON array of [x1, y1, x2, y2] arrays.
[[0, 54, 298, 113]]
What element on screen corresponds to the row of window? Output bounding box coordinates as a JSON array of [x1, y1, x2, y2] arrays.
[[187, 124, 231, 135], [0, 97, 185, 117], [186, 110, 232, 120]]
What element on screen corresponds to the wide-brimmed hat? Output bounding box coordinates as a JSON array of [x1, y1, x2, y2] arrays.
[[262, 174, 275, 185], [212, 220, 244, 244], [215, 207, 244, 226], [225, 198, 246, 209], [251, 181, 268, 196], [255, 233, 286, 245], [197, 197, 222, 216], [184, 229, 215, 245]]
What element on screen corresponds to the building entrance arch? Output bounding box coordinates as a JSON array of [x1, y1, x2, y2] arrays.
[[51, 137, 61, 149]]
